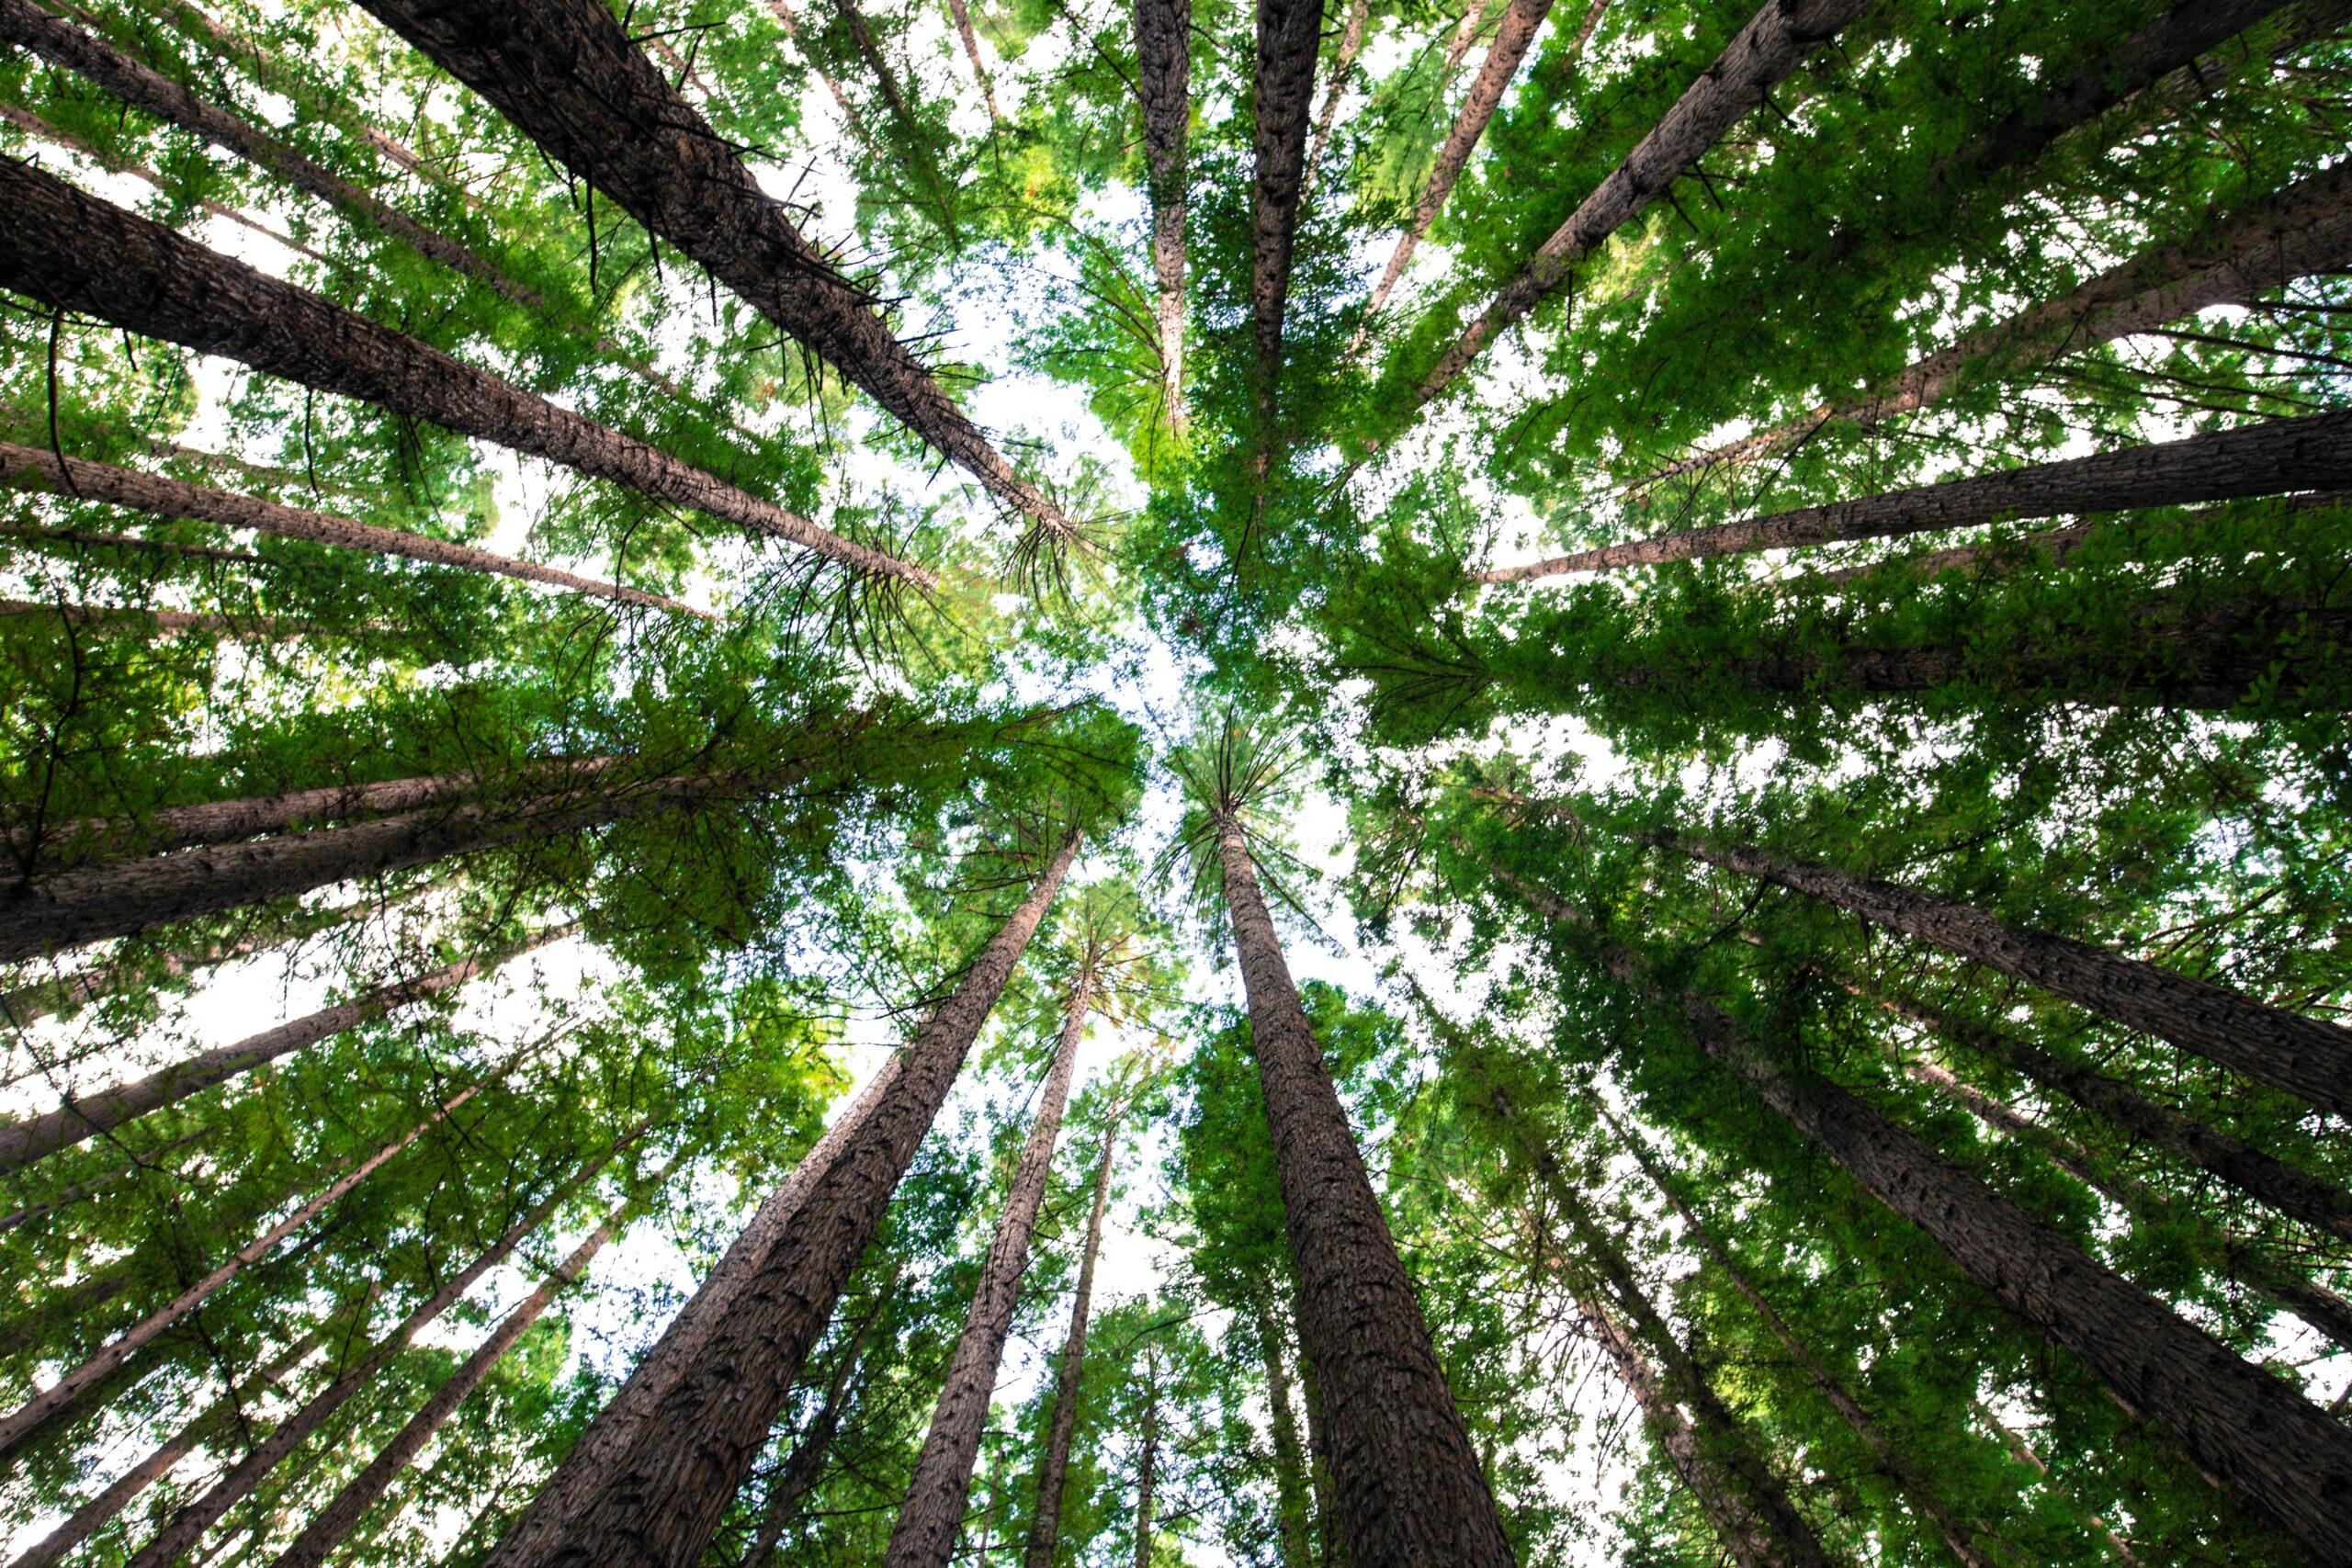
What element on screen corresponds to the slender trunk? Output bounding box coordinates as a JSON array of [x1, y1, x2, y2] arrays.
[[1134, 1348, 1159, 1568], [0, 927, 567, 1172], [742, 1303, 886, 1568], [493, 832, 1080, 1568], [887, 971, 1095, 1568], [1254, 1308, 1316, 1568], [944, 0, 1004, 122], [1134, 0, 1191, 425], [0, 599, 324, 637], [1023, 1097, 1127, 1568], [354, 0, 1069, 540], [0, 1130, 211, 1237], [0, 1051, 519, 1461], [5, 523, 262, 567], [0, 443, 703, 615], [1415, 0, 1871, 407], [1500, 867, 2352, 1562], [768, 0, 886, 154], [1607, 1111, 1996, 1568], [1582, 1284, 1770, 1553], [1637, 164, 2352, 490], [1295, 1347, 1344, 1568], [1213, 815, 1513, 1567], [1301, 0, 1370, 200], [1479, 408, 2352, 581], [125, 1136, 624, 1568], [264, 1158, 680, 1568], [0, 160, 922, 586], [1250, 0, 1326, 401], [1641, 821, 2352, 1120], [1973, 1401, 2144, 1568], [823, 0, 963, 244]]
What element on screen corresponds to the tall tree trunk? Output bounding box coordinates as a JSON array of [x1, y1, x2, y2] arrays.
[[1604, 1110, 1996, 1568], [1023, 1093, 1127, 1568], [1301, 0, 1371, 200], [1253, 1305, 1317, 1568], [0, 925, 570, 1172], [1295, 1345, 1345, 1568], [491, 831, 1080, 1568], [1478, 408, 2352, 581], [0, 1049, 523, 1461], [1213, 813, 1514, 1567], [1635, 819, 2352, 1119], [767, 0, 888, 158], [1250, 0, 1327, 404], [352, 0, 1069, 541], [886, 970, 1095, 1568], [1414, 0, 1872, 407], [1973, 1401, 2144, 1568], [0, 444, 702, 615], [263, 1157, 681, 1568], [1498, 867, 2352, 1562], [742, 1299, 888, 1568], [0, 160, 924, 586], [944, 0, 1004, 122], [822, 0, 964, 244], [1634, 164, 2352, 490], [1134, 0, 1192, 425], [1134, 1348, 1159, 1568], [124, 1134, 628, 1568]]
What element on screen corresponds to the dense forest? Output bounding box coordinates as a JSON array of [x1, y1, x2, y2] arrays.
[[0, 0, 2346, 1564]]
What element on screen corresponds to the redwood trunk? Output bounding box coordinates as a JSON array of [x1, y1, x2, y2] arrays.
[[1250, 0, 1326, 395], [1483, 409, 2352, 581], [944, 0, 1004, 122], [1257, 1313, 1317, 1568], [0, 160, 922, 585], [1417, 0, 1871, 405], [1135, 0, 1192, 420], [1214, 816, 1514, 1567], [492, 832, 1080, 1568], [742, 1303, 885, 1568], [1023, 1096, 1125, 1568], [885, 972, 1094, 1568], [353, 0, 1069, 540]]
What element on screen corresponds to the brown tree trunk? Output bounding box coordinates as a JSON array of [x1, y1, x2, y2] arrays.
[[0, 926, 569, 1172], [0, 443, 703, 615], [1301, 0, 1371, 200], [944, 0, 1004, 122], [886, 971, 1095, 1568], [1134, 1348, 1159, 1568], [1415, 0, 1871, 407], [1635, 164, 2352, 490], [264, 1159, 679, 1568], [1023, 1094, 1127, 1568], [1605, 1110, 1996, 1568], [490, 831, 1080, 1568], [1295, 1345, 1345, 1568], [0, 160, 924, 586], [1479, 408, 2352, 581], [1134, 0, 1192, 424], [1250, 0, 1327, 401], [742, 1300, 887, 1568], [1254, 1306, 1317, 1568], [353, 0, 1069, 541], [1640, 822, 2352, 1120], [1213, 814, 1514, 1567]]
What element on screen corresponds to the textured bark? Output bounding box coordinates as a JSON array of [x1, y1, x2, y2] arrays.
[[1636, 164, 2352, 490], [1250, 0, 1327, 395], [1215, 815, 1514, 1568], [1134, 1349, 1159, 1568], [742, 1303, 885, 1568], [496, 832, 1079, 1568], [0, 928, 565, 1172], [1645, 825, 2352, 1119], [265, 1164, 673, 1568], [1480, 407, 2352, 581], [1256, 1309, 1317, 1568], [1023, 1094, 1126, 1568], [1135, 0, 1192, 421], [0, 1063, 505, 1461], [0, 160, 922, 585], [886, 971, 1093, 1568], [0, 443, 703, 615], [1416, 0, 1872, 405], [353, 0, 1068, 539]]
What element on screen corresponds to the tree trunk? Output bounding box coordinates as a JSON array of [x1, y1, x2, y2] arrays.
[[1134, 1348, 1159, 1568], [264, 1159, 679, 1568], [1641, 822, 2352, 1120], [1605, 1109, 1996, 1568], [0, 159, 923, 586], [1301, 0, 1371, 200], [1213, 814, 1514, 1568], [0, 1052, 518, 1461], [944, 0, 1004, 122], [0, 925, 569, 1172], [1973, 1401, 2144, 1568], [1134, 0, 1191, 424], [1635, 164, 2352, 490], [490, 831, 1080, 1568], [1254, 1307, 1316, 1568], [352, 0, 1069, 541], [886, 970, 1094, 1568], [742, 1300, 887, 1568], [1295, 1345, 1345, 1568], [1023, 1095, 1127, 1568], [124, 1135, 625, 1568], [1250, 0, 1326, 400], [0, 443, 703, 615], [822, 0, 964, 244], [1415, 0, 1871, 407], [1479, 408, 2352, 581]]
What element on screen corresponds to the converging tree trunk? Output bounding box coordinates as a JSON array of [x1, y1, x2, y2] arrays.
[[886, 968, 1095, 1568], [489, 831, 1080, 1568], [352, 0, 1070, 540], [1023, 1093, 1128, 1568], [1302, 0, 1371, 199], [0, 160, 923, 586], [1135, 0, 1192, 422], [1250, 0, 1327, 400], [0, 897, 379, 1028], [1254, 1304, 1317, 1568], [1134, 1347, 1159, 1568], [742, 1300, 887, 1568], [1973, 1402, 2146, 1568], [822, 0, 964, 243], [1213, 812, 1515, 1567]]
